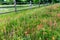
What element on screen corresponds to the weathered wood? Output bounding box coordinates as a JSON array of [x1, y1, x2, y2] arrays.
[[30, 1, 32, 9], [14, 0, 17, 13], [39, 0, 40, 7]]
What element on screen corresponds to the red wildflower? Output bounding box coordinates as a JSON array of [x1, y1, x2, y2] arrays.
[[48, 20, 53, 27], [24, 28, 30, 36], [37, 24, 43, 30], [57, 14, 60, 17]]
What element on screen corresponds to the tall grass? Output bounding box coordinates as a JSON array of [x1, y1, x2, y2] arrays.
[[0, 4, 60, 40]]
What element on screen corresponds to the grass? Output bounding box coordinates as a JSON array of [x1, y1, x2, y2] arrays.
[[0, 3, 60, 40]]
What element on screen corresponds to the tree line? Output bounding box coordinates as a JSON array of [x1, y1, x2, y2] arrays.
[[0, 0, 60, 4]]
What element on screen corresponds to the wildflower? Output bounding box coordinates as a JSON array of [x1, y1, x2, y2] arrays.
[[37, 24, 43, 30], [24, 28, 30, 36], [56, 14, 60, 18], [53, 20, 57, 26], [52, 36, 55, 40], [24, 31, 29, 36], [48, 20, 53, 27]]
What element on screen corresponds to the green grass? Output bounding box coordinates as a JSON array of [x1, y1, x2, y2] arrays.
[[0, 3, 60, 40]]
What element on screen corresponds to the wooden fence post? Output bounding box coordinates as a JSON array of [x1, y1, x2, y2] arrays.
[[30, 1, 32, 9], [39, 0, 40, 7], [14, 0, 17, 13]]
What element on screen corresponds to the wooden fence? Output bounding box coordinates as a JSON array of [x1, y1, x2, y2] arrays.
[[0, 1, 50, 14]]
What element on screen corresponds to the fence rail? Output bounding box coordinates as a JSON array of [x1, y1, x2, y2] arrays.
[[0, 2, 50, 14]]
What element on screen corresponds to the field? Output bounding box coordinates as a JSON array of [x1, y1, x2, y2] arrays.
[[0, 3, 60, 40]]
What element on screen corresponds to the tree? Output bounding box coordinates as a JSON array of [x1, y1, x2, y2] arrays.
[[33, 0, 40, 4], [21, 0, 27, 2]]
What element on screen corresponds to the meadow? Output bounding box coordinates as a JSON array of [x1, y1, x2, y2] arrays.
[[0, 3, 60, 40]]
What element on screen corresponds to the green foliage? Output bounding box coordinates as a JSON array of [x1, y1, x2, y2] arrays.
[[33, 0, 39, 3], [21, 0, 27, 2], [0, 0, 60, 4]]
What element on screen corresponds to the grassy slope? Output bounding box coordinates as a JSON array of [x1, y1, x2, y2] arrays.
[[0, 3, 60, 40]]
